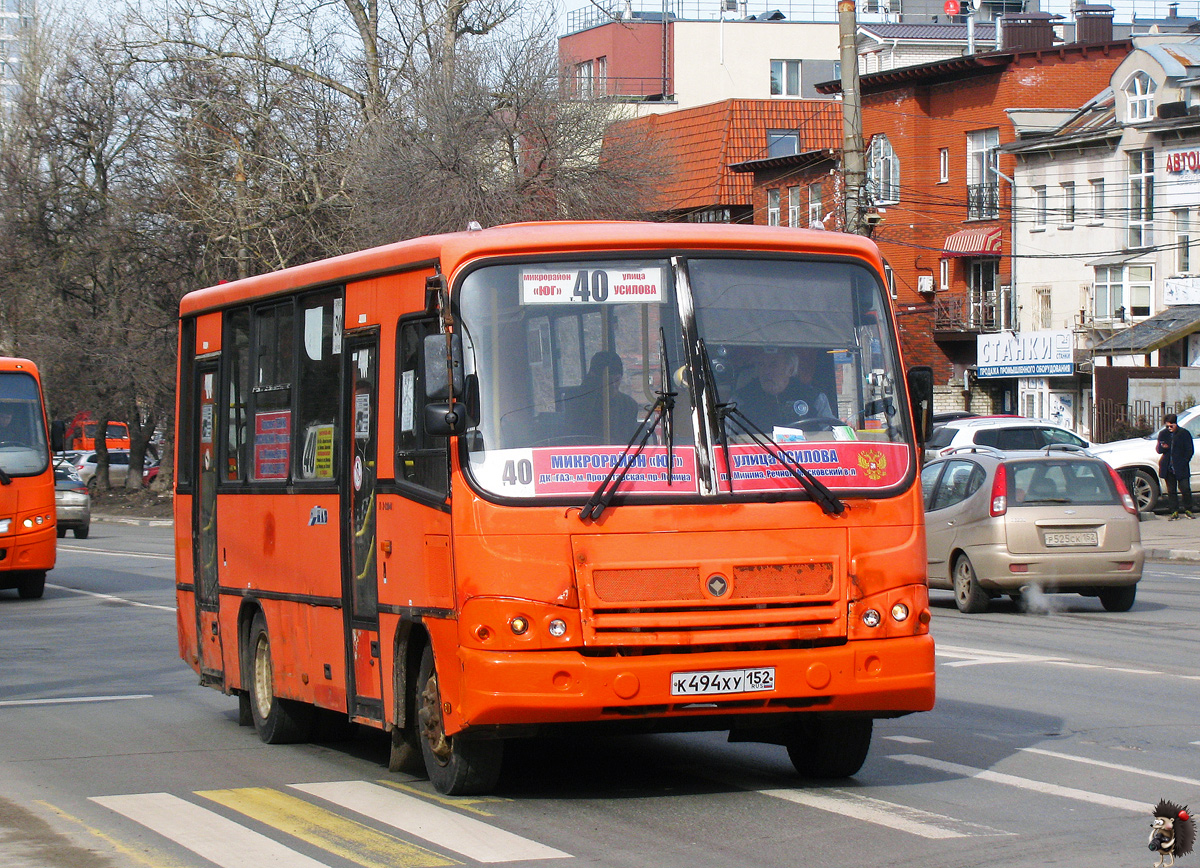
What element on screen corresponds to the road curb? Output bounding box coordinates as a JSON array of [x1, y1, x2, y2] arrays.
[[91, 514, 174, 528], [1146, 547, 1200, 562]]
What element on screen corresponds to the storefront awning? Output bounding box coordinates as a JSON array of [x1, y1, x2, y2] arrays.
[[942, 226, 1002, 258], [1092, 304, 1200, 355]]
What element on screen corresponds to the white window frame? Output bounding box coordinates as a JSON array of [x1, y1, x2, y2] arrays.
[[966, 128, 1000, 219], [1060, 181, 1076, 227], [1124, 71, 1157, 122], [1034, 286, 1052, 329], [766, 129, 799, 158], [770, 59, 801, 97], [575, 61, 593, 99], [939, 148, 949, 183], [1176, 208, 1191, 274], [1032, 185, 1047, 228], [1089, 178, 1105, 224], [866, 134, 899, 206], [767, 188, 781, 226], [1093, 265, 1123, 320], [1128, 149, 1154, 249], [939, 258, 949, 291], [788, 186, 801, 228], [808, 182, 824, 227], [595, 56, 607, 98]]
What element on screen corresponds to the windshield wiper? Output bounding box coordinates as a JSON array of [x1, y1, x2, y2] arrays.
[[580, 330, 677, 521], [697, 339, 844, 516]]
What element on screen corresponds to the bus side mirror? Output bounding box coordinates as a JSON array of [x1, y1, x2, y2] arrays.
[[50, 420, 66, 454], [424, 403, 468, 436], [424, 333, 463, 400], [906, 366, 934, 445]]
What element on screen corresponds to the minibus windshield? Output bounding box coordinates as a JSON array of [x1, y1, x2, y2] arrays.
[[0, 372, 49, 477]]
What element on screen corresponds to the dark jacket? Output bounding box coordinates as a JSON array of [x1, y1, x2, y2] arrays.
[[1157, 425, 1195, 479]]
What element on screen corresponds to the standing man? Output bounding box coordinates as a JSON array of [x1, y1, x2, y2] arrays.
[[1157, 413, 1195, 520]]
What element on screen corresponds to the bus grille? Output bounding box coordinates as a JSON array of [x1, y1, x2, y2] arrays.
[[582, 562, 843, 646]]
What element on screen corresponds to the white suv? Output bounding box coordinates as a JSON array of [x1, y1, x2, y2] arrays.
[[1089, 405, 1200, 513], [925, 418, 1091, 463]]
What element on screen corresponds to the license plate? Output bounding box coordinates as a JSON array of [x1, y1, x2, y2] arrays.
[[1044, 531, 1099, 547], [670, 667, 775, 696]]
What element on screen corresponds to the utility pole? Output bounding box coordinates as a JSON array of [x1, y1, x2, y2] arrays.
[[838, 0, 868, 236]]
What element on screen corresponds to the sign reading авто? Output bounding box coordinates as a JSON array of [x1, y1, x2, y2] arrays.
[[977, 330, 1073, 378]]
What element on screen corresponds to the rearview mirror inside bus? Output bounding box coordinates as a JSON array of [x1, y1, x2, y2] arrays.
[[423, 333, 464, 400]]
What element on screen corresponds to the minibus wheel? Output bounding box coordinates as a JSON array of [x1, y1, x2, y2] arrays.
[[246, 611, 313, 744], [786, 717, 872, 778], [416, 644, 503, 795], [17, 570, 45, 599]]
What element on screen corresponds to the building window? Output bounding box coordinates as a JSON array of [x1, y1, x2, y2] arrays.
[[939, 148, 949, 183], [770, 59, 801, 96], [968, 260, 1000, 329], [1034, 286, 1052, 329], [967, 128, 1000, 219], [1090, 178, 1105, 222], [866, 134, 899, 205], [1176, 208, 1191, 273], [788, 186, 801, 227], [1128, 149, 1154, 248], [766, 129, 799, 158], [1094, 264, 1152, 320], [575, 60, 593, 99], [595, 56, 607, 98], [1124, 71, 1156, 122], [1129, 265, 1152, 317], [1060, 182, 1075, 226], [808, 182, 824, 228], [1033, 186, 1047, 228], [767, 188, 781, 226], [940, 258, 949, 291]]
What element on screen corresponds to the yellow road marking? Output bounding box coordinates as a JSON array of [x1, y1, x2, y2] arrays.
[[196, 787, 458, 868], [374, 779, 507, 817]]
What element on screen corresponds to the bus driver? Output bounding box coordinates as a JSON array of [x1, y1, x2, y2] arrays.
[[734, 346, 834, 432]]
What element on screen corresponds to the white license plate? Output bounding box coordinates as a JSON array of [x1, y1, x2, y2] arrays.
[[670, 667, 775, 696], [1044, 531, 1099, 547]]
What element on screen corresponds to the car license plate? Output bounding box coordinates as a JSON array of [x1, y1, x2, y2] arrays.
[[670, 667, 775, 696], [1044, 531, 1099, 547]]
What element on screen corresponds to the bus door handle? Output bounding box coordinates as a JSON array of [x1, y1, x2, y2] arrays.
[[370, 640, 380, 658]]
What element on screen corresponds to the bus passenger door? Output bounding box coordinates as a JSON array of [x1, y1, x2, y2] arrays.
[[193, 363, 224, 685], [342, 336, 384, 723]]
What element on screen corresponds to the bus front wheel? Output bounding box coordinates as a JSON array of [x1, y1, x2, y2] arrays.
[[786, 717, 873, 778], [416, 644, 503, 795], [246, 612, 313, 744], [17, 571, 46, 599]]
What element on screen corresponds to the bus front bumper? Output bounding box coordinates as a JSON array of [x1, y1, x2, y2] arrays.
[[451, 635, 935, 732]]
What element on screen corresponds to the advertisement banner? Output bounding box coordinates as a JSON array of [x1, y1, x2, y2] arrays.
[[714, 442, 910, 492], [977, 330, 1073, 378], [254, 410, 291, 480]]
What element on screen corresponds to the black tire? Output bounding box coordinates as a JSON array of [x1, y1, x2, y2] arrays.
[[786, 717, 873, 778], [1128, 469, 1159, 513], [74, 523, 89, 540], [416, 643, 503, 795], [57, 527, 67, 539], [389, 726, 424, 774], [17, 571, 46, 600], [246, 612, 313, 744], [952, 553, 989, 614], [1098, 584, 1137, 612]]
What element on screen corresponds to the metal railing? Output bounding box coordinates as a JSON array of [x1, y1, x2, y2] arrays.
[[967, 183, 1000, 220], [933, 287, 1013, 332], [1093, 398, 1191, 443]]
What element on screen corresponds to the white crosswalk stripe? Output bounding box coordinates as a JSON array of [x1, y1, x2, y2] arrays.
[[292, 780, 571, 863], [91, 792, 331, 868], [757, 787, 1008, 839]]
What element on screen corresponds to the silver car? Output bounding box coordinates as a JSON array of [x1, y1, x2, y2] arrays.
[[922, 447, 1144, 613], [54, 462, 91, 539]]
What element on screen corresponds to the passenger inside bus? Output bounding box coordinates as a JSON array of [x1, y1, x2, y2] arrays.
[[0, 403, 30, 445], [565, 351, 642, 443], [732, 346, 836, 433]]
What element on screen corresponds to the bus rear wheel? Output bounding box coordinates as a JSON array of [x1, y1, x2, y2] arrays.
[[786, 717, 873, 778], [416, 644, 503, 795], [17, 571, 46, 599], [246, 612, 313, 744]]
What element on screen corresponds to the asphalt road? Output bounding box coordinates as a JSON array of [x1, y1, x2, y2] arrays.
[[1, 523, 1197, 868]]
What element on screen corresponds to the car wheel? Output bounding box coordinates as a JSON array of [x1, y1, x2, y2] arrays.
[[416, 643, 504, 795], [1098, 585, 1137, 612], [74, 523, 89, 539], [246, 611, 313, 744], [786, 717, 873, 778], [57, 527, 67, 539], [1127, 470, 1159, 513], [952, 554, 989, 614]]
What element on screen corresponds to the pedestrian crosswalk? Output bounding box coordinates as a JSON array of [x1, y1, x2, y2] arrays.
[[88, 743, 1180, 867]]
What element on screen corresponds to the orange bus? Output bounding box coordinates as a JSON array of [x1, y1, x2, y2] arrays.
[[174, 222, 936, 794], [0, 357, 57, 599], [63, 413, 132, 451]]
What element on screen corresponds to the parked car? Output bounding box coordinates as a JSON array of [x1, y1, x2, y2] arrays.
[[53, 462, 91, 539], [1089, 405, 1200, 514], [923, 417, 1090, 463], [922, 445, 1143, 613]]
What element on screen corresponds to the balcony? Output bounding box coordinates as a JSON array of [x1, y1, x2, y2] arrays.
[[934, 287, 1014, 336], [967, 183, 999, 220]]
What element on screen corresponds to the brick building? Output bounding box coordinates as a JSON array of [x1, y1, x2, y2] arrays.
[[816, 14, 1132, 411]]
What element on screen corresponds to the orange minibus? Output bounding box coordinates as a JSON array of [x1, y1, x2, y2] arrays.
[[0, 357, 57, 599], [175, 222, 936, 794]]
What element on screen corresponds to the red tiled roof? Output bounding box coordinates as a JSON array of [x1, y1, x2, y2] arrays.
[[605, 99, 842, 214]]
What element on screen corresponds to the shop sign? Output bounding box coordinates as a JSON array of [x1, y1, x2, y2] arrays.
[[977, 330, 1073, 378]]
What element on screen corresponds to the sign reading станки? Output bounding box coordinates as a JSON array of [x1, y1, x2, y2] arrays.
[[977, 330, 1074, 378]]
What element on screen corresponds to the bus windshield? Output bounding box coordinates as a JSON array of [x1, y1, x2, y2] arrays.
[[459, 254, 912, 501], [0, 372, 49, 477]]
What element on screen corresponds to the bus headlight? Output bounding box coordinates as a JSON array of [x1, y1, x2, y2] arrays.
[[861, 609, 882, 628], [891, 603, 910, 622], [548, 619, 567, 637], [0, 519, 9, 533], [509, 616, 530, 635]]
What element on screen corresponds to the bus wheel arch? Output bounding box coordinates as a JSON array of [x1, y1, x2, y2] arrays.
[[415, 642, 503, 795], [387, 620, 424, 774], [244, 608, 313, 744]]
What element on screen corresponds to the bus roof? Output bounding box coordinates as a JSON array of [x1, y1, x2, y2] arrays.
[[179, 221, 885, 317], [0, 357, 41, 376]]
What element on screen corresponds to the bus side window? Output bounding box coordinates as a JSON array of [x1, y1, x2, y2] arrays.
[[222, 308, 251, 482], [295, 289, 342, 482], [397, 318, 449, 498]]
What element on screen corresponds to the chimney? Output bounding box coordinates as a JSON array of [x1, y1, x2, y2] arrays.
[[1075, 4, 1115, 44], [1000, 11, 1060, 52]]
